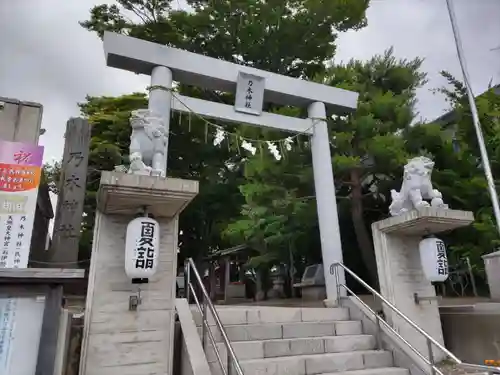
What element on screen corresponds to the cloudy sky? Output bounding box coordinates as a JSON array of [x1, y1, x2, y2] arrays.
[[0, 0, 499, 164]]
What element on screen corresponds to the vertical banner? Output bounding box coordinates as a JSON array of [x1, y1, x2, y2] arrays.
[[0, 140, 44, 268]]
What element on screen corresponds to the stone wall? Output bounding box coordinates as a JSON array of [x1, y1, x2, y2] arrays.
[[440, 304, 500, 365], [483, 251, 500, 300], [79, 213, 179, 375]]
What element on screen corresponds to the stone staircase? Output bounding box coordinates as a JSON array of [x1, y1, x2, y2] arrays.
[[191, 305, 409, 375]]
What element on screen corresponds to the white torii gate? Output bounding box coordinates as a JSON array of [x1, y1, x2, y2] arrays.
[[102, 32, 359, 303]]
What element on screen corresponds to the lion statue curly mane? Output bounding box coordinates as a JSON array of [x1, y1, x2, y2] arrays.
[[389, 156, 448, 216], [115, 109, 168, 178]]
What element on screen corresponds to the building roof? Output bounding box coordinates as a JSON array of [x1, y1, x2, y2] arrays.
[[205, 244, 249, 260], [0, 268, 85, 284], [433, 84, 500, 126]]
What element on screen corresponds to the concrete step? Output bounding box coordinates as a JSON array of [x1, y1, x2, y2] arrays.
[[199, 320, 363, 342], [237, 350, 393, 375], [191, 306, 350, 326], [319, 368, 409, 375], [208, 335, 376, 362]]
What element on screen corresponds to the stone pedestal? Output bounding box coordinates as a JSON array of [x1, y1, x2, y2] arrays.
[[372, 208, 474, 362], [483, 250, 500, 301], [301, 285, 326, 301], [226, 283, 246, 299], [79, 172, 198, 375], [270, 277, 285, 299]]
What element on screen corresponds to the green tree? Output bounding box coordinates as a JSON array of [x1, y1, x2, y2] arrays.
[[42, 161, 61, 194], [82, 0, 369, 78], [224, 133, 321, 290], [226, 49, 428, 287], [405, 73, 500, 284], [77, 0, 372, 265], [323, 49, 426, 284]]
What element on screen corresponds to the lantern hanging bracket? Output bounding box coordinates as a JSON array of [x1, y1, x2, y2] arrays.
[[129, 286, 142, 311], [133, 205, 151, 218], [413, 293, 442, 305]]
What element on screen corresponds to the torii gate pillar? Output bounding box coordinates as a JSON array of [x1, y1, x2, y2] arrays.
[[102, 32, 360, 304], [308, 101, 344, 302], [148, 66, 172, 171]]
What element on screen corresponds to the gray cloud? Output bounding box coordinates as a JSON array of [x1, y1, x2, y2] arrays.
[[336, 0, 500, 120], [0, 0, 148, 162], [0, 0, 498, 163]]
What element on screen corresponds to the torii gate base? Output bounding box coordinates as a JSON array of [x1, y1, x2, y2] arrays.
[[78, 172, 198, 375]]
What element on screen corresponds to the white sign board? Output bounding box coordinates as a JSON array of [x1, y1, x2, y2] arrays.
[[0, 141, 44, 269], [234, 72, 265, 116], [0, 296, 45, 375], [419, 237, 449, 282], [0, 298, 16, 373], [125, 217, 160, 280]]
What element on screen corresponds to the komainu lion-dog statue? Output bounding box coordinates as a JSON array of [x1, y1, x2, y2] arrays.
[[115, 109, 168, 178], [389, 156, 448, 217]]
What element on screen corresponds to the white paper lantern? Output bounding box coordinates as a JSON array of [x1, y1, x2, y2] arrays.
[[419, 236, 449, 282], [125, 217, 160, 280]]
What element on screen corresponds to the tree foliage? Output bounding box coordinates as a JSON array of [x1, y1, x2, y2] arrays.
[[225, 49, 428, 286], [74, 0, 371, 268], [42, 161, 61, 195], [40, 0, 498, 295], [82, 0, 369, 78], [322, 49, 426, 283], [405, 73, 500, 278]]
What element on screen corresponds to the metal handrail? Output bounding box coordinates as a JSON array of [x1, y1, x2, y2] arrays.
[[330, 262, 500, 375], [185, 258, 244, 375]]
